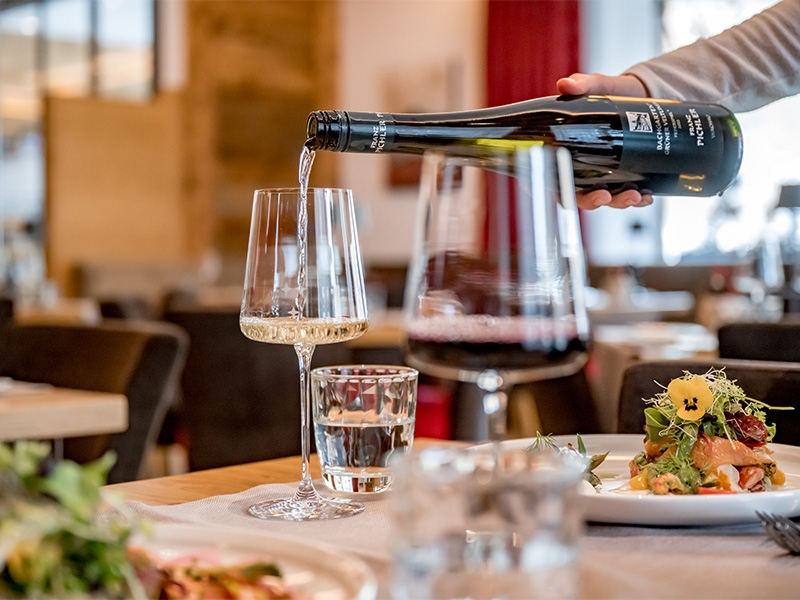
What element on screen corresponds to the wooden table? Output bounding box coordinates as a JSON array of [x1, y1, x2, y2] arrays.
[[105, 438, 799, 600], [0, 382, 128, 441]]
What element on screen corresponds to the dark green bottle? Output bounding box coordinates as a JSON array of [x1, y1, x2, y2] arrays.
[[306, 95, 743, 197]]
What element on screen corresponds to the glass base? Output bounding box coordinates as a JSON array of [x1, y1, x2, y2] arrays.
[[248, 496, 365, 521], [322, 469, 393, 494]]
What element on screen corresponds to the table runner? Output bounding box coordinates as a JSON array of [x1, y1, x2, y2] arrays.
[[106, 481, 800, 599], [107, 482, 394, 563]]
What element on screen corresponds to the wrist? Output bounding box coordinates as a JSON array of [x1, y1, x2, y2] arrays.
[[618, 74, 649, 97]]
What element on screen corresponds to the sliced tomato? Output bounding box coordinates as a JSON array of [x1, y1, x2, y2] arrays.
[[738, 466, 766, 490], [697, 486, 737, 495]]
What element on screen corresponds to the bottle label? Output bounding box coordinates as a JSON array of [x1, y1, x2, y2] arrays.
[[617, 99, 724, 175], [346, 112, 397, 153], [370, 113, 389, 152]]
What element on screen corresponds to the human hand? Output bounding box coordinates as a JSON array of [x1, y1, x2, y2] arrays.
[[576, 187, 653, 211], [556, 73, 652, 210], [556, 72, 647, 98]]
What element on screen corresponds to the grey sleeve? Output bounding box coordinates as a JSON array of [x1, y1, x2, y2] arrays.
[[624, 0, 800, 112]]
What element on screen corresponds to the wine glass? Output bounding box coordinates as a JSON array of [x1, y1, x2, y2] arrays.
[[240, 187, 369, 520], [403, 145, 590, 441]]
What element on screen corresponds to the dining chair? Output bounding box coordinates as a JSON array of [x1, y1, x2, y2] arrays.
[[0, 320, 188, 483], [717, 321, 800, 363], [97, 295, 158, 320], [163, 308, 351, 471], [617, 358, 800, 446]]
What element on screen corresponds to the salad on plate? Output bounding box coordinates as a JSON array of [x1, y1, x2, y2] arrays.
[[628, 367, 791, 495]]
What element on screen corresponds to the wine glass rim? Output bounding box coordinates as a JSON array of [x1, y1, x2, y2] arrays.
[[311, 364, 419, 380], [253, 187, 353, 194]]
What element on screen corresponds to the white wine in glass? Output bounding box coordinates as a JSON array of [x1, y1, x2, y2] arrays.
[[403, 146, 590, 440], [241, 186, 369, 520]]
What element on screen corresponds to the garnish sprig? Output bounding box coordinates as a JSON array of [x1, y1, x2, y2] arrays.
[[526, 433, 608, 489]]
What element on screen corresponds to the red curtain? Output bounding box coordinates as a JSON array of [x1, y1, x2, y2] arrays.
[[483, 0, 582, 249], [487, 0, 581, 106]]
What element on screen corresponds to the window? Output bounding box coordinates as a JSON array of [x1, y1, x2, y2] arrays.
[[0, 0, 155, 291], [581, 0, 798, 267], [659, 0, 800, 265]]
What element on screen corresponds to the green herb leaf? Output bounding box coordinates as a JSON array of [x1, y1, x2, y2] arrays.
[[525, 432, 557, 452], [644, 407, 669, 441], [240, 562, 282, 580], [576, 434, 587, 456], [588, 451, 609, 472]]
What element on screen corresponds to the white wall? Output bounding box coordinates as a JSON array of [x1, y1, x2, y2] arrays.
[[336, 0, 487, 267], [580, 0, 660, 75]]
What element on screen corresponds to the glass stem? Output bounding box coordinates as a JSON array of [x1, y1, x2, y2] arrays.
[[294, 342, 319, 501], [478, 370, 508, 442], [483, 389, 508, 441]]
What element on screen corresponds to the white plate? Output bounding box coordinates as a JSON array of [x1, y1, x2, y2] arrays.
[[130, 523, 377, 600], [496, 434, 800, 526]]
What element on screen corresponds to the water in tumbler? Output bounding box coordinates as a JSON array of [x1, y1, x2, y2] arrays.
[[314, 411, 415, 493]]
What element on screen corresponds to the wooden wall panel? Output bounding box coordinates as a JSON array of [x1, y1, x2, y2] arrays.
[[44, 93, 190, 294], [44, 1, 339, 294], [184, 0, 338, 273]]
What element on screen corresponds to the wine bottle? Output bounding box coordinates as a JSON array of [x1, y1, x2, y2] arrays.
[[306, 95, 743, 197]]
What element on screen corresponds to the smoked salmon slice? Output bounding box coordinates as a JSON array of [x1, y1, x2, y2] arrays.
[[690, 433, 772, 469]]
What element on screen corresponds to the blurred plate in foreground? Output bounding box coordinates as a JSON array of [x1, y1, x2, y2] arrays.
[[130, 523, 377, 599]]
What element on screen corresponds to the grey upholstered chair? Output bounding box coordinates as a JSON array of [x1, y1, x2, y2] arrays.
[[617, 358, 800, 446], [0, 320, 188, 483], [718, 321, 800, 363], [163, 309, 351, 471]]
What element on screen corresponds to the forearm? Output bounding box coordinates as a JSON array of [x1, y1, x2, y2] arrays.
[[625, 0, 800, 112]]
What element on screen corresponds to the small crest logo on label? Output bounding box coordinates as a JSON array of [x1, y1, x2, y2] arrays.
[[626, 111, 653, 133]]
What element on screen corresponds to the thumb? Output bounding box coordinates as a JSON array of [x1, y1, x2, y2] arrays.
[[556, 73, 597, 96]]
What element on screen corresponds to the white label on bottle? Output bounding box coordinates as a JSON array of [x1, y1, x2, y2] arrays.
[[370, 112, 387, 152], [626, 111, 653, 133]]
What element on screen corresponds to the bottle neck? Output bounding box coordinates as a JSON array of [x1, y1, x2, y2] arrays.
[[307, 110, 397, 153], [306, 96, 605, 154]]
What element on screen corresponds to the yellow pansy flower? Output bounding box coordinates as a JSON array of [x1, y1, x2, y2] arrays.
[[667, 376, 714, 421]]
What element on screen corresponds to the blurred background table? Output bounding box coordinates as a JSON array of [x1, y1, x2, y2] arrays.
[[13, 297, 101, 326], [0, 379, 127, 441], [586, 287, 696, 326]]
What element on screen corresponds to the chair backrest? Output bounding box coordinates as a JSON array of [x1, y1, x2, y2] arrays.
[[718, 321, 800, 363], [618, 358, 800, 446], [163, 309, 351, 471], [0, 320, 188, 483], [0, 297, 13, 335]]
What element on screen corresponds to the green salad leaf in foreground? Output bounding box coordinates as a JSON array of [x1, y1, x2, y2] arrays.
[[0, 441, 144, 599]]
